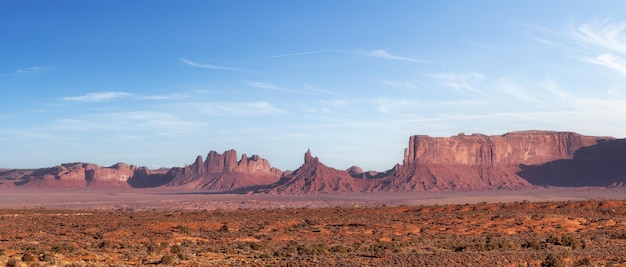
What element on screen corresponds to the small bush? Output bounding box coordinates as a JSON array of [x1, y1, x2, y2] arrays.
[[21, 252, 36, 262], [170, 244, 182, 254], [521, 239, 542, 250], [541, 253, 565, 267], [160, 255, 174, 265], [561, 235, 580, 249], [6, 258, 19, 267], [330, 245, 348, 253], [577, 257, 591, 266]]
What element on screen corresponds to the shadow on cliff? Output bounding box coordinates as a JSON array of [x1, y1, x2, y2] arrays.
[[517, 139, 626, 187], [166, 185, 272, 195], [127, 172, 174, 188]]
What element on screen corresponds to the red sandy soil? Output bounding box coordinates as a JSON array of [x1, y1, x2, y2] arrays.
[[0, 187, 624, 266]]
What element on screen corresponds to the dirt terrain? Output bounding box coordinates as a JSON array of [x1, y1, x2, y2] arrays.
[[0, 188, 625, 266]]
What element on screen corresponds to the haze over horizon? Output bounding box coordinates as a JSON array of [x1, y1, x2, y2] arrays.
[[2, 1, 626, 171]]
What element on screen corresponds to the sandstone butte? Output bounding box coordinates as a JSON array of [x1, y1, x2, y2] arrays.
[[1, 130, 625, 193]]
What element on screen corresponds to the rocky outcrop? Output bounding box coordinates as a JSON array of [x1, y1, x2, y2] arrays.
[[2, 130, 624, 192], [262, 150, 370, 194], [165, 149, 281, 191], [85, 163, 138, 188], [5, 163, 142, 188], [390, 131, 611, 191], [403, 131, 601, 166]]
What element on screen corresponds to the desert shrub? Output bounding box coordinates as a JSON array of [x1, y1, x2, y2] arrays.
[[521, 239, 543, 250], [490, 239, 513, 251], [541, 253, 565, 267], [576, 257, 591, 266], [92, 232, 104, 240], [170, 244, 182, 254], [175, 225, 190, 234], [236, 241, 263, 251], [610, 230, 626, 239], [51, 243, 75, 253], [329, 245, 348, 253], [6, 258, 19, 267], [143, 241, 157, 254], [561, 235, 580, 249], [546, 234, 561, 246], [219, 224, 229, 232], [160, 255, 174, 265], [21, 252, 36, 262], [176, 253, 190, 260]]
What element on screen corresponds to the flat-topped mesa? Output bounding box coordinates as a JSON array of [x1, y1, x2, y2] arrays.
[[15, 162, 137, 188], [403, 131, 605, 167]]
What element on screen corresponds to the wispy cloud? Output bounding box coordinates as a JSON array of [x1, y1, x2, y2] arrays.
[[63, 92, 190, 102], [181, 58, 248, 72], [244, 81, 295, 93], [494, 77, 545, 105], [584, 53, 626, 76], [558, 18, 626, 77], [179, 101, 285, 116], [531, 37, 587, 54], [137, 93, 189, 100], [261, 51, 320, 60], [543, 79, 626, 114], [51, 111, 206, 137], [571, 18, 626, 54], [430, 73, 485, 94], [4, 66, 48, 76], [380, 80, 418, 89], [16, 66, 47, 74], [244, 81, 343, 97], [231, 51, 322, 63], [63, 92, 132, 102], [303, 85, 342, 97], [355, 49, 430, 63]]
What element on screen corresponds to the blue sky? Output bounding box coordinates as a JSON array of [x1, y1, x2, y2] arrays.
[[3, 1, 626, 171]]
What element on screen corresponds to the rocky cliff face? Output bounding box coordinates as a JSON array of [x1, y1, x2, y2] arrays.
[[403, 131, 601, 166], [1, 130, 623, 192], [390, 131, 610, 191], [165, 149, 281, 191]]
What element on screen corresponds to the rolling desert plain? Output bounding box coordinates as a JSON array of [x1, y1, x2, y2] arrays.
[[0, 131, 626, 266]]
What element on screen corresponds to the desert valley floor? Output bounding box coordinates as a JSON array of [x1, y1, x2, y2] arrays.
[[0, 188, 626, 266], [0, 187, 625, 210]]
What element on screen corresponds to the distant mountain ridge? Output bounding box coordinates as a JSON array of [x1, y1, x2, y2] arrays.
[[2, 130, 625, 193]]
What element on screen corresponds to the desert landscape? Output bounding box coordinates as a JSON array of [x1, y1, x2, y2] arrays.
[[0, 131, 626, 266], [6, 1, 626, 266]]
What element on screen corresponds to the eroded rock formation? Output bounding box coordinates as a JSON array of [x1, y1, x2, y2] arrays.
[[165, 149, 281, 191], [2, 130, 624, 192], [4, 162, 140, 188], [262, 150, 368, 194], [385, 131, 609, 191]]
